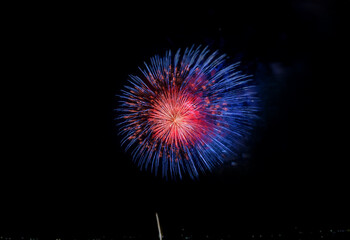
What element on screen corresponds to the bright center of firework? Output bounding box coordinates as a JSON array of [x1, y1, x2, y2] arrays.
[[172, 116, 181, 125], [149, 89, 206, 147]]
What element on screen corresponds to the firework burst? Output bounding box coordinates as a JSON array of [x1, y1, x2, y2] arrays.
[[117, 46, 258, 179]]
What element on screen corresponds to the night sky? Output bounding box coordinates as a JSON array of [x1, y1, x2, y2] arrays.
[[2, 1, 346, 238]]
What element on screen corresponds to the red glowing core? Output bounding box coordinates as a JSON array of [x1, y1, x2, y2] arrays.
[[148, 88, 207, 147]]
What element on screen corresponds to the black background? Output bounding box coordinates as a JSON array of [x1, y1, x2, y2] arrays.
[[2, 0, 346, 238]]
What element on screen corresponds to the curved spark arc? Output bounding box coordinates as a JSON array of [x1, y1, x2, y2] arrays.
[[117, 46, 259, 180]]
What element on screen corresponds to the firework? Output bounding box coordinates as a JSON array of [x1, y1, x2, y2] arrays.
[[117, 46, 258, 179]]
